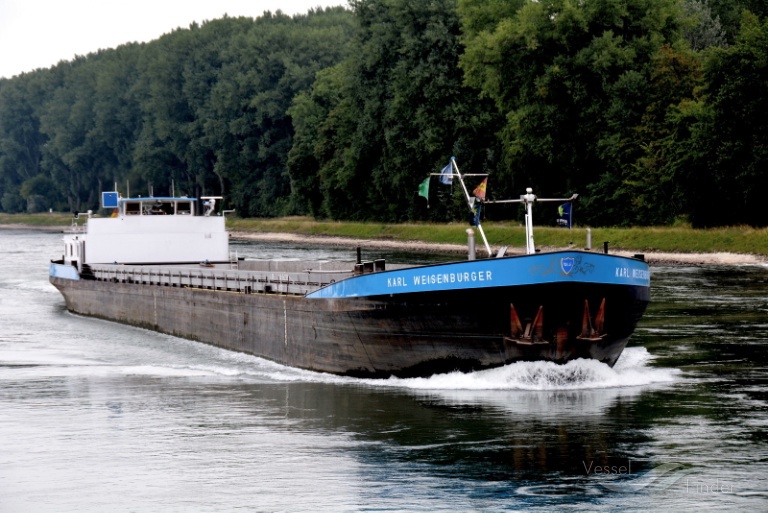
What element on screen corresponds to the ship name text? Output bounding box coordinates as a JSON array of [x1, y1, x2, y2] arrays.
[[387, 270, 493, 289], [615, 267, 650, 281]]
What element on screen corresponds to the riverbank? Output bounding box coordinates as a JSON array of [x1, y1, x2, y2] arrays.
[[230, 231, 766, 266], [3, 221, 765, 266]]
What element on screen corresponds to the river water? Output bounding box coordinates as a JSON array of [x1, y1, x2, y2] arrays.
[[1, 230, 766, 512]]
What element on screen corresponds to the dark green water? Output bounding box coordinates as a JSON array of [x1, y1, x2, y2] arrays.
[[1, 231, 766, 511]]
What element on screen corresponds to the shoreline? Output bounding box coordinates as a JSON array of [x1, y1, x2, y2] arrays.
[[229, 231, 767, 266], [3, 224, 764, 266]]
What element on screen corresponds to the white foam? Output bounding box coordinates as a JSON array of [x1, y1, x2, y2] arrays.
[[13, 280, 60, 293], [358, 347, 679, 391], [118, 365, 222, 377], [2, 336, 678, 391], [222, 346, 681, 392]]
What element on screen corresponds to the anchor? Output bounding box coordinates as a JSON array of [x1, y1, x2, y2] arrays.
[[507, 304, 549, 345], [577, 298, 607, 342]]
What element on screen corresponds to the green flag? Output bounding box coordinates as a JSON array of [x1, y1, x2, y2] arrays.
[[418, 177, 430, 203]]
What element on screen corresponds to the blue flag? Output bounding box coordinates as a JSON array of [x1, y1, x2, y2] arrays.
[[439, 162, 453, 185], [557, 202, 572, 229], [469, 202, 482, 226]]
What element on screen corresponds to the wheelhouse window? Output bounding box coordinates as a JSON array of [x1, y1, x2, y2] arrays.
[[176, 201, 193, 215], [124, 202, 141, 215]]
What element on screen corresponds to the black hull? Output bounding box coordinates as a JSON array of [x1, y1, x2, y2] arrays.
[[50, 276, 648, 378]]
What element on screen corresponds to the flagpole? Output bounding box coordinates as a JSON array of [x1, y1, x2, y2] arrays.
[[451, 158, 492, 256], [571, 201, 575, 230]]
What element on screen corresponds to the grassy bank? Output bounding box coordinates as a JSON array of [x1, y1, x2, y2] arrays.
[[3, 212, 767, 255], [0, 212, 73, 227], [228, 216, 768, 256]]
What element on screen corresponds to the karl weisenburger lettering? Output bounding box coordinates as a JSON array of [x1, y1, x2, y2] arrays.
[[386, 262, 649, 290], [615, 267, 650, 280], [387, 270, 493, 289]]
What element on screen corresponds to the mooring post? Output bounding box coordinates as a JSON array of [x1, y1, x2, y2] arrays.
[[466, 228, 476, 261]]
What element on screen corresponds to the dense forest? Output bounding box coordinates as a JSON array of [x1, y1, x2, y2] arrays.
[[1, 1, 767, 227]]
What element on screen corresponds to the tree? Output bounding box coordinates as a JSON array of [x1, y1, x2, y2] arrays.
[[0, 71, 58, 211], [683, 0, 728, 51], [686, 11, 768, 226], [217, 9, 357, 217], [459, 0, 686, 225], [20, 174, 58, 212], [707, 0, 768, 44], [610, 45, 704, 225], [289, 0, 501, 221]]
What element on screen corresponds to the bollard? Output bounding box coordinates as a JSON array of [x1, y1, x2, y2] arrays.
[[603, 241, 610, 254], [586, 228, 592, 250], [466, 228, 476, 261]]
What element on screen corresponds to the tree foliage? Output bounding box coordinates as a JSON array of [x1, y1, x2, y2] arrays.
[[0, 1, 767, 227], [289, 0, 500, 222], [686, 10, 768, 226], [0, 8, 355, 217], [459, 0, 691, 225]]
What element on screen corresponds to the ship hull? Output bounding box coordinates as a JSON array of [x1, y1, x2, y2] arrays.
[[50, 270, 648, 377]]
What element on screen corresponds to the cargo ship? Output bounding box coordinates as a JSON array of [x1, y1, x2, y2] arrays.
[[49, 164, 650, 378]]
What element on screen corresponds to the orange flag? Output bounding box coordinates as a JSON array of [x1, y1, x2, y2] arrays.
[[473, 178, 487, 200]]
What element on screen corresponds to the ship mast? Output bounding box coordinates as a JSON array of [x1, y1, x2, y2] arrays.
[[486, 189, 578, 255], [433, 158, 578, 256]]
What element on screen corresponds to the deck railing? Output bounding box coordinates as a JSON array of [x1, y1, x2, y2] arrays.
[[87, 263, 353, 296]]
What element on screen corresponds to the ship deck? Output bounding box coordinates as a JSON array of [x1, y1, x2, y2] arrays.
[[84, 260, 412, 296]]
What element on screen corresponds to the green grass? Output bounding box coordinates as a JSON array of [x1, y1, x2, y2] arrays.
[[227, 216, 768, 255], [0, 212, 73, 227], [4, 212, 768, 255]]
